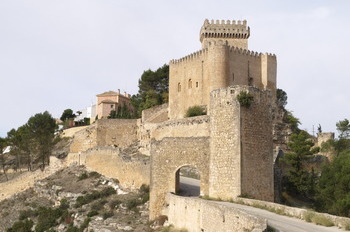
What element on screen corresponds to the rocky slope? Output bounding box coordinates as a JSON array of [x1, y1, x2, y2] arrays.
[[0, 165, 171, 232]]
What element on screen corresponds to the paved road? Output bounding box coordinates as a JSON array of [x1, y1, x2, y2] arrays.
[[179, 177, 342, 232]]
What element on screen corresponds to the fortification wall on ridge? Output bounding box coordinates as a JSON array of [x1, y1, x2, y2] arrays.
[[70, 125, 97, 153], [96, 119, 138, 149], [68, 147, 150, 189], [141, 103, 168, 123], [150, 137, 210, 219], [165, 194, 267, 232]]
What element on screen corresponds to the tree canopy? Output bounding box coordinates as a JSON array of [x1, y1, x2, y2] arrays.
[[336, 118, 350, 139], [60, 109, 75, 122], [276, 88, 288, 108], [316, 150, 350, 217], [283, 130, 316, 199], [131, 64, 169, 117]]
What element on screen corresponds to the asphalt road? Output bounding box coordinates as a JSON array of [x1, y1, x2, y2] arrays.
[[179, 176, 343, 232]]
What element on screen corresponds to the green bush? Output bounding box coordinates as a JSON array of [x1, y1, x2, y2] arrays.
[[312, 215, 334, 227], [102, 211, 114, 220], [7, 219, 33, 232], [59, 198, 69, 210], [78, 172, 89, 181], [91, 199, 107, 211], [35, 207, 66, 232], [185, 106, 206, 117], [87, 210, 99, 217], [80, 218, 91, 230], [19, 209, 37, 220], [237, 91, 254, 108], [109, 200, 122, 210], [75, 187, 116, 208], [88, 171, 101, 178], [303, 211, 334, 227]]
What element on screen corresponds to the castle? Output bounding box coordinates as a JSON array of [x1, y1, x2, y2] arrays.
[[67, 19, 277, 227], [169, 19, 276, 119]]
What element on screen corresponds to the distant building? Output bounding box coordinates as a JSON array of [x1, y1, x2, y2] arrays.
[[96, 89, 133, 119]]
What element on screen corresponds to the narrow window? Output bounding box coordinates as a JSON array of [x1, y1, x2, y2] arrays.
[[188, 79, 192, 89], [196, 82, 199, 88], [178, 82, 181, 92]]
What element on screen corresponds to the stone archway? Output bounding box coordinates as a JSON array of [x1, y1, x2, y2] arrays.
[[149, 137, 210, 219]]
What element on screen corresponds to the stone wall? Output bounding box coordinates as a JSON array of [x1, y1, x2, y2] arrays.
[[152, 115, 210, 140], [96, 119, 138, 149], [209, 86, 274, 201], [138, 116, 210, 156], [317, 132, 335, 147], [69, 125, 97, 153], [240, 87, 274, 201], [141, 103, 168, 123], [150, 137, 210, 219], [165, 194, 267, 232], [70, 147, 150, 189]]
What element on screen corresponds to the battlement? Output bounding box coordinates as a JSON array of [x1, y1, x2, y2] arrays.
[[200, 19, 250, 44], [228, 46, 276, 58], [170, 43, 275, 66], [170, 48, 208, 64]]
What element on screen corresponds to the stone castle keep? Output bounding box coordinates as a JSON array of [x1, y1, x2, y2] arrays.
[[169, 19, 276, 119], [66, 19, 277, 225]]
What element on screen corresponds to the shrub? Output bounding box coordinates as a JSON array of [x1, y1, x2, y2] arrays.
[[87, 210, 99, 217], [311, 215, 334, 227], [65, 225, 80, 232], [303, 211, 334, 227], [7, 219, 33, 232], [78, 172, 88, 181], [75, 187, 116, 208], [237, 91, 254, 107], [185, 106, 206, 117], [126, 198, 143, 211], [102, 211, 114, 220], [19, 209, 36, 220], [59, 198, 69, 210], [80, 218, 91, 230], [91, 199, 107, 211], [109, 199, 122, 210], [35, 207, 66, 232], [88, 171, 101, 178], [100, 187, 116, 197], [140, 184, 150, 203]]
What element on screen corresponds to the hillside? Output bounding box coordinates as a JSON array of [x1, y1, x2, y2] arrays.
[[0, 165, 170, 232]]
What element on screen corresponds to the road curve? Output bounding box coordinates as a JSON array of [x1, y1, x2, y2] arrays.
[[179, 177, 342, 232]]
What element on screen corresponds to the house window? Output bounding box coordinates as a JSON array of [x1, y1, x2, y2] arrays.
[[196, 82, 199, 88], [178, 82, 181, 92], [111, 105, 114, 108], [188, 79, 192, 89]]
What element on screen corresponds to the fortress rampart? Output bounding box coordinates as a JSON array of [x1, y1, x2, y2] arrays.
[[169, 42, 276, 119]]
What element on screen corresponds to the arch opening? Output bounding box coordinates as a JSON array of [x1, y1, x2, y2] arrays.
[[175, 165, 200, 197]]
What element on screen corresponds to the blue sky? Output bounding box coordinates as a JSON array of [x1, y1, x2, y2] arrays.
[[1, 0, 350, 137]]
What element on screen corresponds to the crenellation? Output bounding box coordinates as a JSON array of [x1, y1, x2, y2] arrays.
[[169, 47, 208, 65]]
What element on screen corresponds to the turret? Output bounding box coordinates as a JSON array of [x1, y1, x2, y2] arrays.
[[200, 19, 250, 49]]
